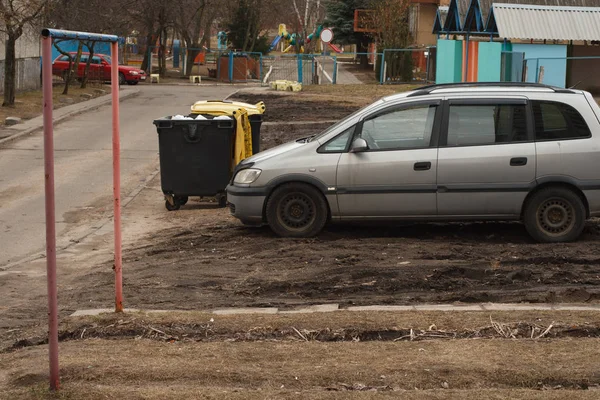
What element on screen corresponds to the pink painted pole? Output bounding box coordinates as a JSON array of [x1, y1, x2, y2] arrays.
[[111, 41, 123, 313], [42, 36, 60, 391]]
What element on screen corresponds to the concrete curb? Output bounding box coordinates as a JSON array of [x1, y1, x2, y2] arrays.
[[0, 88, 140, 147], [70, 302, 600, 317]]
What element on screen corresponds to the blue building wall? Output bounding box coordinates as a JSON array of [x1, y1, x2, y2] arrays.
[[511, 43, 567, 88], [50, 40, 112, 62]]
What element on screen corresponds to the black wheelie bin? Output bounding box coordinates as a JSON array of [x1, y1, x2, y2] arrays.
[[153, 115, 235, 210]]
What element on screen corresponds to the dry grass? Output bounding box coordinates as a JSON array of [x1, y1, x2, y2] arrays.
[[4, 310, 599, 352], [0, 84, 111, 125], [3, 338, 600, 399], [3, 311, 600, 398]]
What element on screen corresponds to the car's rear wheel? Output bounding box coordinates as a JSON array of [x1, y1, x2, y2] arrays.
[[266, 183, 328, 238], [523, 187, 586, 242]]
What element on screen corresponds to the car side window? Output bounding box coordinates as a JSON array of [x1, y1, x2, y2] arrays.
[[446, 104, 527, 147], [532, 101, 591, 141], [359, 105, 437, 151], [92, 56, 102, 65], [80, 55, 89, 63], [319, 126, 355, 153], [59, 55, 70, 61]]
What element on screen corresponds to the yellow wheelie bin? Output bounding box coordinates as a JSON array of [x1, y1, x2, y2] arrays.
[[190, 100, 265, 153]]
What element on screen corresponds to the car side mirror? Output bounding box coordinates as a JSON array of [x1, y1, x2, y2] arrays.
[[350, 138, 369, 153]]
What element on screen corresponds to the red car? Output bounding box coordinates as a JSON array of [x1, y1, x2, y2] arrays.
[[52, 52, 146, 85]]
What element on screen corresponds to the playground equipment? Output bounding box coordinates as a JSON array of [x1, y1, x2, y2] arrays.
[[268, 24, 342, 54], [217, 31, 227, 50]]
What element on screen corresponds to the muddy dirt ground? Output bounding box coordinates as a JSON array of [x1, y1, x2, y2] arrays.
[[232, 92, 364, 122], [62, 90, 600, 313], [3, 88, 600, 340]]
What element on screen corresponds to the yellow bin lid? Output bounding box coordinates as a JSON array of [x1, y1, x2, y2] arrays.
[[190, 100, 265, 116]]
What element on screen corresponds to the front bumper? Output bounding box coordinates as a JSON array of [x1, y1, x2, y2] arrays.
[[127, 74, 146, 81], [226, 184, 267, 224]]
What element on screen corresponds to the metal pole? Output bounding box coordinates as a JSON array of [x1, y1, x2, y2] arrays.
[[111, 41, 123, 313], [379, 50, 386, 84], [333, 55, 338, 84], [464, 35, 470, 82], [42, 35, 60, 391]]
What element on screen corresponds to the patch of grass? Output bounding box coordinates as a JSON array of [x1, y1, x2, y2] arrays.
[[0, 84, 111, 125], [3, 338, 600, 399]]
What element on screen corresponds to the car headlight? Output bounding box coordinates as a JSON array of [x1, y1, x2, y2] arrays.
[[129, 71, 139, 75], [234, 168, 261, 184]]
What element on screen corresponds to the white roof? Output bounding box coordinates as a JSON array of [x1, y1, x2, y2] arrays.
[[493, 3, 600, 40]]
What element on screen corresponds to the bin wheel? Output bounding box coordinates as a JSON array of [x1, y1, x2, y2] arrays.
[[216, 194, 227, 208], [165, 200, 180, 211], [174, 195, 188, 206]]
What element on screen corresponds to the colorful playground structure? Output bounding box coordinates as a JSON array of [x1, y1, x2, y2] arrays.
[[268, 24, 342, 54]]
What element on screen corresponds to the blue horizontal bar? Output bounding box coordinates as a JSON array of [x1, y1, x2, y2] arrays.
[[41, 28, 119, 43]]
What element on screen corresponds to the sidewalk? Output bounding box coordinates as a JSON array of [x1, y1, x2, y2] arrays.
[[0, 87, 140, 146], [71, 302, 600, 317]]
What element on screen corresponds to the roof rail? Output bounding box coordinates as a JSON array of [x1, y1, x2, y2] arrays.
[[407, 82, 575, 97]]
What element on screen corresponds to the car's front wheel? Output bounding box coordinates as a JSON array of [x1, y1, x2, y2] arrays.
[[119, 72, 126, 85], [266, 183, 328, 238], [523, 187, 586, 242]]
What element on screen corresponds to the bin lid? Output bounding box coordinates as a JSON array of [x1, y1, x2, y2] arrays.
[[191, 100, 265, 116]]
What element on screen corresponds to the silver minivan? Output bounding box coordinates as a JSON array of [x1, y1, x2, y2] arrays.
[[227, 83, 600, 242]]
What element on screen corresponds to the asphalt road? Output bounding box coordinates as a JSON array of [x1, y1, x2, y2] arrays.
[[0, 85, 235, 267]]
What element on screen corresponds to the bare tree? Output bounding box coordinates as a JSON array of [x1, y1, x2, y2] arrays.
[[368, 0, 413, 81], [0, 0, 47, 106], [128, 0, 172, 76], [290, 0, 326, 53], [174, 0, 219, 76], [47, 0, 130, 89]]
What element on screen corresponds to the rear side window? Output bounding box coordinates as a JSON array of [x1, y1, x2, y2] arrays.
[[58, 55, 70, 61], [532, 101, 591, 141], [446, 104, 528, 146]]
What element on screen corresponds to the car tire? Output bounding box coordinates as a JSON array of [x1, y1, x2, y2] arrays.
[[523, 187, 586, 243], [119, 72, 126, 85], [127, 81, 138, 85], [266, 183, 328, 238]]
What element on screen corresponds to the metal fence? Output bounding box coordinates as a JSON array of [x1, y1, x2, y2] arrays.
[[262, 54, 319, 85], [380, 48, 436, 84], [522, 56, 600, 93]]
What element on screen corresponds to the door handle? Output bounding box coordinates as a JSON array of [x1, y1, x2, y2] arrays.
[[510, 157, 528, 166], [414, 161, 432, 171]]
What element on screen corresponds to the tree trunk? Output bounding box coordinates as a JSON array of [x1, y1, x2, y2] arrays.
[[142, 33, 154, 73], [81, 42, 96, 89], [357, 38, 370, 69], [2, 35, 17, 107], [71, 42, 84, 84]]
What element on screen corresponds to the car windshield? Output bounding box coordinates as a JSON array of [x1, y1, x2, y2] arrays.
[[103, 56, 112, 64], [309, 99, 385, 142]]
